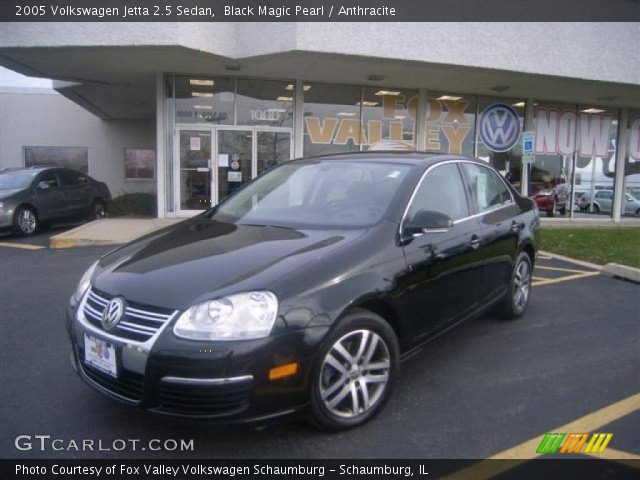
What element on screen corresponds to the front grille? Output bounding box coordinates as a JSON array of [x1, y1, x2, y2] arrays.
[[79, 359, 144, 402], [83, 288, 175, 342], [158, 381, 252, 416]]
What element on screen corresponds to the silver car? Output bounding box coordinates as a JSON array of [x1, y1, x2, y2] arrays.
[[578, 190, 640, 215], [0, 167, 111, 236]]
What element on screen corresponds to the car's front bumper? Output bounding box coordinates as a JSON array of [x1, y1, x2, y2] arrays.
[[66, 295, 329, 423]]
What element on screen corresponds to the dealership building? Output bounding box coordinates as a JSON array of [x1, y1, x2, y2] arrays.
[[0, 22, 639, 220]]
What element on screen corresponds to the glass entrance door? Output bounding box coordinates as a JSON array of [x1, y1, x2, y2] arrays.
[[216, 129, 252, 202], [174, 127, 293, 214], [178, 130, 212, 211]]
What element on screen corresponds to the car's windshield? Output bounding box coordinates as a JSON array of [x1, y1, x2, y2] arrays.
[[0, 171, 38, 190], [210, 161, 411, 229]]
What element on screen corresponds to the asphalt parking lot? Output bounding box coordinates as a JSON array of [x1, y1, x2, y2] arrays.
[[0, 232, 638, 463]]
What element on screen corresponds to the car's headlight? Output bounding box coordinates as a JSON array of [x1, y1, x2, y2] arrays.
[[173, 291, 278, 341], [74, 261, 98, 302]]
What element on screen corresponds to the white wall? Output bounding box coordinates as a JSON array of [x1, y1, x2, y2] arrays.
[[0, 88, 155, 197]]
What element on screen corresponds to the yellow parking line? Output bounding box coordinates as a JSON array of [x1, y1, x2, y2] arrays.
[[0, 241, 45, 250], [441, 392, 640, 480], [536, 265, 596, 274], [532, 271, 600, 287]]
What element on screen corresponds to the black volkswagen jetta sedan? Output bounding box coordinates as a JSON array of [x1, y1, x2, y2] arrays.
[[67, 152, 538, 430]]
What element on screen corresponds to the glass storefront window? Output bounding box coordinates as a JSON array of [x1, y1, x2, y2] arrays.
[[424, 93, 476, 156], [303, 83, 362, 157], [531, 102, 618, 218], [476, 97, 525, 182], [174, 76, 234, 125], [236, 79, 294, 127], [361, 87, 417, 151], [622, 109, 640, 217]]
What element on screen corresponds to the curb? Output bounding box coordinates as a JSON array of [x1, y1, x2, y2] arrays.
[[601, 263, 640, 284], [49, 237, 121, 249]]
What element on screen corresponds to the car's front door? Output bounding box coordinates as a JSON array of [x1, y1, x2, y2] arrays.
[[460, 163, 520, 304], [398, 162, 483, 341], [596, 191, 613, 212], [33, 170, 66, 219]]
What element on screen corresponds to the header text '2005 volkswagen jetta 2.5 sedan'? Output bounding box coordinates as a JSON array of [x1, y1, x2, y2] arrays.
[[67, 152, 538, 430]]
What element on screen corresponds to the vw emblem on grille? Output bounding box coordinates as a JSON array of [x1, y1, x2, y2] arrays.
[[101, 297, 125, 331], [479, 103, 521, 152]]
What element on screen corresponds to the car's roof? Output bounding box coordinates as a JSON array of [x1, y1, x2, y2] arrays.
[[291, 151, 482, 167], [1, 166, 53, 174]]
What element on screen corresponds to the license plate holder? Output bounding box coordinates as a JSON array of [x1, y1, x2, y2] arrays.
[[83, 332, 118, 378]]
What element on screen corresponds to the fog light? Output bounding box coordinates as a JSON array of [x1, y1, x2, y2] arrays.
[[269, 362, 299, 380]]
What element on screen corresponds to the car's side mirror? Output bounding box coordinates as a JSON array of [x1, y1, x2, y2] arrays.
[[36, 181, 50, 190], [405, 209, 454, 236]]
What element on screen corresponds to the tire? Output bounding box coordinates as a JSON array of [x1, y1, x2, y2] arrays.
[[88, 200, 107, 221], [309, 309, 399, 431], [12, 206, 38, 237], [635, 208, 640, 216], [494, 252, 533, 320], [593, 204, 600, 213]]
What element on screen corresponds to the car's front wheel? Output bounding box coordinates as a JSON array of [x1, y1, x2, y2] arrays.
[[310, 309, 399, 430], [13, 206, 38, 236], [494, 251, 533, 320]]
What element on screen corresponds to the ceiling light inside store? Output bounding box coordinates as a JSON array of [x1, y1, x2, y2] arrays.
[[395, 115, 406, 119], [268, 108, 287, 113], [277, 96, 293, 102], [190, 79, 214, 86], [192, 92, 214, 98], [337, 112, 356, 116], [286, 84, 311, 91], [437, 95, 462, 101], [512, 102, 525, 108], [194, 105, 212, 109], [356, 101, 378, 106], [374, 90, 401, 96], [581, 108, 606, 113]]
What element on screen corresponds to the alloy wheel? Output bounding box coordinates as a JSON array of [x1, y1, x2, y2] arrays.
[[319, 329, 391, 419], [93, 203, 106, 219], [513, 259, 531, 313], [17, 209, 36, 234]]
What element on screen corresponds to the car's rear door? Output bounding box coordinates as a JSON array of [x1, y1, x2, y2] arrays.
[[459, 163, 520, 304], [398, 162, 483, 340], [34, 170, 67, 219], [59, 169, 92, 217]]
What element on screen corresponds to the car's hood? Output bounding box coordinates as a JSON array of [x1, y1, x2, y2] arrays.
[[0, 189, 23, 200], [93, 216, 366, 310]]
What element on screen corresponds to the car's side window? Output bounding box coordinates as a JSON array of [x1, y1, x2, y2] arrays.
[[59, 170, 81, 186], [462, 163, 511, 213], [37, 171, 60, 188], [406, 163, 469, 222]]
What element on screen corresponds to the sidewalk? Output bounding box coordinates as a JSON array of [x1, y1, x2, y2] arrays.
[[540, 217, 640, 228], [49, 218, 183, 248]]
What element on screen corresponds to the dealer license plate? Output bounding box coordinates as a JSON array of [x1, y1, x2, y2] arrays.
[[83, 333, 117, 378]]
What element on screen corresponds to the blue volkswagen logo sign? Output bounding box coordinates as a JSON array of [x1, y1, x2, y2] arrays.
[[101, 297, 125, 331], [479, 103, 521, 152]]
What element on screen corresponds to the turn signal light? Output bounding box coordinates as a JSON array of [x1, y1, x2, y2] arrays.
[[269, 362, 299, 380]]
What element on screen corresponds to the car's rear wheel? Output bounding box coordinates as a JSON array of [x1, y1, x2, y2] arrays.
[[13, 206, 38, 236], [635, 208, 640, 216], [310, 310, 399, 431], [494, 252, 532, 320], [89, 200, 107, 220]]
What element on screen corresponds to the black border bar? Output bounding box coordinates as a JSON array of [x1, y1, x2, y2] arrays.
[[1, 0, 639, 22]]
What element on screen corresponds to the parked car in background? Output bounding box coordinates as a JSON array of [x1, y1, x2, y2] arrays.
[[578, 190, 640, 215], [505, 165, 569, 217], [67, 152, 538, 430], [0, 167, 111, 236]]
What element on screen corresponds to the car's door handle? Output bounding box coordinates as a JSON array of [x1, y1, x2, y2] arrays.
[[469, 235, 481, 250], [511, 220, 522, 232]]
